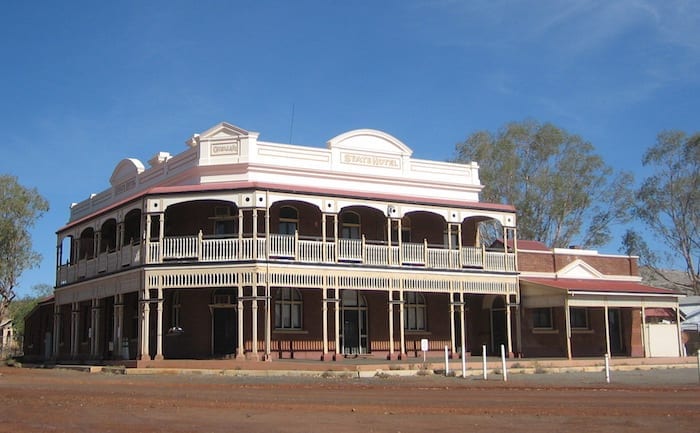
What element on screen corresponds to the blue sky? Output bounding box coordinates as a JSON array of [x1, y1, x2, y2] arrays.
[[1, 0, 698, 297]]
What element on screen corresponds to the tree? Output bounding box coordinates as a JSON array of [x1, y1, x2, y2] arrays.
[[0, 175, 49, 320], [7, 283, 53, 342], [454, 120, 633, 248], [631, 131, 699, 294]]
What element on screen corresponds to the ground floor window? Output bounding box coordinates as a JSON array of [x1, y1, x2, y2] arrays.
[[404, 292, 426, 331], [532, 307, 553, 329], [171, 290, 181, 328], [570, 307, 589, 330], [275, 288, 302, 330]]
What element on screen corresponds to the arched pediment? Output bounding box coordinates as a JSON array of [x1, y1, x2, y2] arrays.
[[110, 158, 145, 186], [327, 129, 413, 157]]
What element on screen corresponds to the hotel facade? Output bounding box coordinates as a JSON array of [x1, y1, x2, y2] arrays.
[[22, 122, 683, 365]]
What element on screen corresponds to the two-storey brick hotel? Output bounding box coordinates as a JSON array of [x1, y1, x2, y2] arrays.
[[23, 122, 684, 365]]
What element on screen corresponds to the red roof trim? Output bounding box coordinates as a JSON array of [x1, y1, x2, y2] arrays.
[[59, 180, 515, 232], [521, 277, 680, 295]]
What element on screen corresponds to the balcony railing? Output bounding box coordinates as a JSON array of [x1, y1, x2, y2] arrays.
[[57, 233, 516, 286]]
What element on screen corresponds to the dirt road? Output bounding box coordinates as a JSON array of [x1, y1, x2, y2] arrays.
[[1, 366, 698, 433]]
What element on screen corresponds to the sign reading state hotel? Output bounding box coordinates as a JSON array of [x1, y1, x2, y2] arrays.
[[342, 152, 400, 169]]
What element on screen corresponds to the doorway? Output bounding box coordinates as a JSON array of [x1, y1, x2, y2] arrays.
[[212, 307, 237, 356], [490, 296, 507, 355], [608, 308, 624, 355], [341, 290, 368, 355]]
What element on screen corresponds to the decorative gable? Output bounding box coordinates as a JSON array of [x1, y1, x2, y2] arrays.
[[327, 129, 413, 156], [556, 259, 604, 279], [110, 158, 144, 186]]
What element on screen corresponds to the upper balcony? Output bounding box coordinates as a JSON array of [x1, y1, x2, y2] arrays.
[[57, 232, 516, 286]]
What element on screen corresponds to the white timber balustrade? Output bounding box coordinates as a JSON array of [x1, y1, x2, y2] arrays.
[[58, 232, 516, 285]]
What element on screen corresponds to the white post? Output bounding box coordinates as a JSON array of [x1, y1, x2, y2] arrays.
[[697, 352, 700, 383], [500, 344, 508, 382], [461, 344, 467, 379], [604, 353, 611, 383], [444, 345, 449, 376], [482, 344, 487, 380]]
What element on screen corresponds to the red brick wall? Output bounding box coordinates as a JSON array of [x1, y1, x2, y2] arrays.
[[518, 251, 638, 276]]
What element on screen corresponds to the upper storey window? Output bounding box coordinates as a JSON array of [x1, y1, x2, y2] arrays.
[[341, 212, 361, 239], [279, 206, 298, 235]]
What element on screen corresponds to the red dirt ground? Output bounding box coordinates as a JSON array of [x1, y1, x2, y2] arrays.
[[1, 366, 698, 433]]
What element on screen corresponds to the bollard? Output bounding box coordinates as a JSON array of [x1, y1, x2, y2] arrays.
[[604, 353, 611, 383], [461, 345, 467, 379], [444, 345, 449, 376], [482, 344, 487, 380], [500, 344, 508, 382]]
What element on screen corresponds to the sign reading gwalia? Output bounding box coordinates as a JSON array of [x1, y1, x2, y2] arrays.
[[211, 142, 239, 155]]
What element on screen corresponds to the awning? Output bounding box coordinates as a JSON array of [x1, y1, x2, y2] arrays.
[[521, 277, 679, 296]]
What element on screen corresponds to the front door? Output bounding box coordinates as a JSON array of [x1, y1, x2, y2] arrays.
[[212, 307, 237, 356], [341, 290, 368, 355], [608, 308, 624, 355], [491, 296, 507, 355]]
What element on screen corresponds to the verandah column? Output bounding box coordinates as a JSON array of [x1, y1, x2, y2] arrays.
[[506, 294, 513, 357], [322, 286, 329, 360], [459, 291, 466, 356], [138, 288, 150, 360], [154, 287, 164, 360], [52, 304, 60, 360], [334, 287, 341, 359], [90, 298, 100, 358], [564, 297, 572, 359], [70, 302, 79, 359], [237, 283, 244, 359], [251, 286, 259, 360], [113, 294, 123, 359], [604, 303, 611, 356], [388, 288, 394, 360], [449, 291, 456, 356], [399, 284, 406, 358]]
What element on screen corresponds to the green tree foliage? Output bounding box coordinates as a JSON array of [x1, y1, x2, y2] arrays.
[[454, 120, 633, 248], [5, 284, 53, 345], [0, 175, 49, 319], [630, 131, 699, 294]]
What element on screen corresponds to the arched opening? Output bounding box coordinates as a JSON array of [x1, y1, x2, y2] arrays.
[[78, 228, 95, 260], [164, 200, 238, 237], [123, 209, 142, 246], [59, 235, 74, 266], [403, 211, 446, 246], [100, 219, 117, 253]]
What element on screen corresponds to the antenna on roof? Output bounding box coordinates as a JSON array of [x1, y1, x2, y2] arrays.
[[288, 103, 295, 144]]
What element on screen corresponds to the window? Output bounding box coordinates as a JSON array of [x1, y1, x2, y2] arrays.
[[391, 217, 411, 243], [532, 308, 553, 329], [570, 307, 589, 329], [171, 290, 181, 328], [212, 206, 236, 236], [279, 206, 298, 235], [340, 212, 361, 239], [215, 220, 235, 236], [404, 292, 426, 331], [275, 288, 303, 330]]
